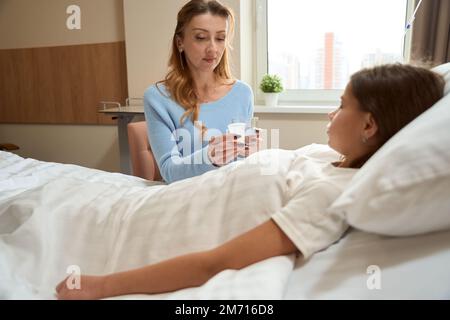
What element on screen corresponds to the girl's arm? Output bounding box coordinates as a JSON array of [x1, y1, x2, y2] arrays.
[[55, 219, 298, 300]]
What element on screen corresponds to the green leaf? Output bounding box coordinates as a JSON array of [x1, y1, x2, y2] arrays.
[[259, 74, 284, 93]]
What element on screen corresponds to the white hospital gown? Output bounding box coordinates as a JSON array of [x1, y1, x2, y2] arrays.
[[272, 144, 357, 259]]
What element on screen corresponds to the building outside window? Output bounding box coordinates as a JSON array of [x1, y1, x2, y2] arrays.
[[256, 0, 413, 105]]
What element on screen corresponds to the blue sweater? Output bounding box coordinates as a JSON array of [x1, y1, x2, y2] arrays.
[[143, 80, 254, 183]]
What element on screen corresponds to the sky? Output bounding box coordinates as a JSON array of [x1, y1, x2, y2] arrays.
[[268, 0, 408, 71]]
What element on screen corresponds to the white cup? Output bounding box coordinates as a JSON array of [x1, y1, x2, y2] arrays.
[[227, 122, 246, 144]]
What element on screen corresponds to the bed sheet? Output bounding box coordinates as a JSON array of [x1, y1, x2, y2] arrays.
[[0, 151, 294, 299], [1, 151, 449, 300], [285, 228, 450, 299]]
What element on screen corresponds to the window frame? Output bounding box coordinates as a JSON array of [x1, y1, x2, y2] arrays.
[[254, 0, 416, 106]]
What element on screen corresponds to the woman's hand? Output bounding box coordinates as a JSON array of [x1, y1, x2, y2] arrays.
[[55, 275, 107, 300], [240, 129, 262, 158], [207, 133, 240, 167]]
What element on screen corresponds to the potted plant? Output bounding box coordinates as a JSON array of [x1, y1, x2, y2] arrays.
[[259, 74, 284, 107]]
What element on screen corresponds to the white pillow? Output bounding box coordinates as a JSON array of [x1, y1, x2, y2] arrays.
[[328, 63, 450, 236]]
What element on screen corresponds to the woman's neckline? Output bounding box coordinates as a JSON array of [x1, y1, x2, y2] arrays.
[[199, 80, 238, 106]]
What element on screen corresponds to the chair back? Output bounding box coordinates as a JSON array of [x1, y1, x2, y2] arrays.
[[127, 121, 162, 181]]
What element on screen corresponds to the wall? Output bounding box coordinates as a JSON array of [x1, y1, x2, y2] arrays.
[[0, 0, 328, 172], [0, 0, 124, 171], [257, 114, 328, 149], [0, 0, 124, 50], [0, 124, 120, 172], [123, 0, 241, 98]]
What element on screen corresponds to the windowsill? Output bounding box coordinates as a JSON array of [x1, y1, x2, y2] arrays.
[[96, 105, 336, 115], [254, 105, 335, 114]]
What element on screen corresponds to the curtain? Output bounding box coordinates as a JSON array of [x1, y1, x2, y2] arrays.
[[410, 0, 450, 64]]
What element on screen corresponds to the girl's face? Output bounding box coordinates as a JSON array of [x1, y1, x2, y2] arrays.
[[178, 13, 228, 73], [327, 83, 377, 164]]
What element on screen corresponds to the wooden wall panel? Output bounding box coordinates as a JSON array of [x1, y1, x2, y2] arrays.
[[0, 42, 128, 124]]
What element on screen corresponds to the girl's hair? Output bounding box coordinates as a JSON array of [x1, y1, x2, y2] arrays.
[[157, 0, 235, 134], [349, 63, 445, 168]]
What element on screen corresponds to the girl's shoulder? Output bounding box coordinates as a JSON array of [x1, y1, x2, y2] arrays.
[[294, 144, 339, 159]]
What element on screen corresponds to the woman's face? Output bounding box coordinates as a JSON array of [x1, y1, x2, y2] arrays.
[[327, 83, 373, 162], [179, 13, 228, 73]]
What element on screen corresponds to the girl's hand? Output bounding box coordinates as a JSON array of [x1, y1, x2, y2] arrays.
[[207, 133, 240, 167], [55, 275, 107, 300]]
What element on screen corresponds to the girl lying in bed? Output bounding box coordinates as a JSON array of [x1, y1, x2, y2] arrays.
[[56, 64, 444, 299]]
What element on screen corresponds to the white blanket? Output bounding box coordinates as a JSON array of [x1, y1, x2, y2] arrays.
[[0, 150, 296, 299], [3, 150, 449, 300]]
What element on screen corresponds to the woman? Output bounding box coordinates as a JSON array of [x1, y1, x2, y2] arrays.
[[144, 0, 257, 183], [56, 64, 445, 299]]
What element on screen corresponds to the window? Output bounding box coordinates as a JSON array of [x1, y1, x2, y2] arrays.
[[255, 0, 414, 105]]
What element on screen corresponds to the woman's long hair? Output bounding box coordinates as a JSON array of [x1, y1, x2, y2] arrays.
[[157, 0, 235, 135], [348, 64, 445, 168]]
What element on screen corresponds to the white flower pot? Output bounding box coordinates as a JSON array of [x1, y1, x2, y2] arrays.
[[264, 93, 279, 107]]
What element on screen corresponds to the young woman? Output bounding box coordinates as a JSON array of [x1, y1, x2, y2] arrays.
[[56, 64, 444, 299], [144, 0, 258, 183]]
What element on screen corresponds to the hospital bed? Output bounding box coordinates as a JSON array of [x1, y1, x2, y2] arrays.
[[1, 149, 449, 300], [0, 63, 449, 299]]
